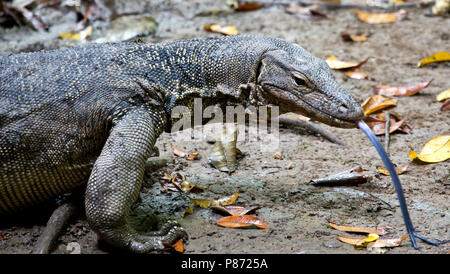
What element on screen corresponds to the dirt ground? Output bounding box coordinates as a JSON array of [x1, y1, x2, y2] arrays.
[[0, 0, 449, 254]]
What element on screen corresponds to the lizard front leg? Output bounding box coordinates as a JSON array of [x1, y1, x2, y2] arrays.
[[85, 106, 187, 253]]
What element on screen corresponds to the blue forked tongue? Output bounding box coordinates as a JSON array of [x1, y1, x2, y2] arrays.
[[358, 120, 449, 249]]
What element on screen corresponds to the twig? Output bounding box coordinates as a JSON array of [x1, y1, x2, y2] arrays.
[[384, 111, 390, 156], [33, 201, 78, 254], [257, 0, 435, 10], [279, 116, 344, 145]]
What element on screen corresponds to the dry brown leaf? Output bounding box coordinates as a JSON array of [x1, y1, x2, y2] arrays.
[[355, 9, 407, 24], [329, 222, 388, 235], [204, 24, 238, 35], [172, 239, 184, 253], [235, 1, 263, 11], [60, 25, 93, 40], [442, 98, 450, 111], [326, 55, 368, 70], [217, 215, 269, 229], [211, 205, 261, 216], [345, 70, 368, 79], [185, 151, 200, 160], [285, 3, 327, 19], [338, 234, 379, 247], [376, 164, 409, 176], [361, 95, 397, 115], [341, 33, 368, 42], [273, 152, 282, 159], [374, 80, 432, 96]]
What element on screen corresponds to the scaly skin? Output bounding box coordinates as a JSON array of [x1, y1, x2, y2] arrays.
[[0, 35, 364, 252]]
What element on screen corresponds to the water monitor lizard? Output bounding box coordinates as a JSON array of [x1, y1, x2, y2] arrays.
[[0, 35, 364, 253]]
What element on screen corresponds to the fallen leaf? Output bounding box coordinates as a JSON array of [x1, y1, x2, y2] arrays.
[[338, 234, 379, 247], [329, 222, 388, 235], [409, 135, 450, 163], [234, 1, 263, 11], [60, 26, 93, 41], [374, 80, 432, 96], [285, 3, 327, 19], [217, 215, 269, 229], [436, 89, 450, 102], [273, 152, 282, 159], [211, 205, 261, 216], [376, 164, 409, 176], [286, 162, 294, 169], [367, 234, 409, 248], [190, 190, 240, 209], [204, 24, 238, 35], [170, 144, 187, 158], [172, 239, 184, 253], [364, 116, 411, 135], [361, 95, 397, 115], [442, 99, 450, 111], [283, 113, 311, 121], [326, 55, 368, 70], [345, 70, 368, 79], [417, 51, 450, 67], [208, 128, 240, 173], [341, 33, 368, 42], [181, 204, 194, 218], [185, 151, 200, 160], [160, 173, 204, 193], [354, 9, 407, 24], [309, 166, 372, 186]]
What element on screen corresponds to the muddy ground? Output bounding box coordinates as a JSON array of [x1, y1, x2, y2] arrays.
[[0, 0, 449, 254]]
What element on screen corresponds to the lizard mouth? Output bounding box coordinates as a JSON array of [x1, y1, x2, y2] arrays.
[[261, 84, 361, 128]]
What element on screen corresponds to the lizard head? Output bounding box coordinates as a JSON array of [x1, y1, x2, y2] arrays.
[[256, 46, 364, 128]]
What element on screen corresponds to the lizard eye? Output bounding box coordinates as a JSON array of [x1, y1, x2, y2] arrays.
[[294, 76, 307, 86]]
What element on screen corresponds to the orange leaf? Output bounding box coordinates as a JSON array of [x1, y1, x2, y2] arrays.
[[376, 164, 409, 176], [326, 55, 368, 70], [341, 33, 368, 42], [374, 80, 432, 96], [367, 234, 409, 248], [172, 239, 184, 253], [329, 222, 388, 235], [204, 24, 238, 36], [185, 151, 200, 160], [170, 144, 187, 157], [235, 2, 262, 11], [361, 95, 397, 115], [211, 205, 261, 216], [217, 215, 269, 229], [355, 9, 407, 24]]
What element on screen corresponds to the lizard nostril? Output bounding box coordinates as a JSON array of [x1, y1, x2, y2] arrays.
[[338, 104, 348, 113]]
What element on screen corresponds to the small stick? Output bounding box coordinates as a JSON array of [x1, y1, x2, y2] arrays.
[[33, 201, 78, 254], [384, 111, 390, 155], [255, 0, 435, 10], [279, 116, 344, 146]]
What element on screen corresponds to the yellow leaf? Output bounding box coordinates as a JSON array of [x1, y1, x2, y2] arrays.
[[60, 26, 93, 41], [409, 135, 450, 163], [436, 89, 450, 102], [190, 190, 240, 209], [364, 233, 380, 243], [417, 51, 450, 67], [204, 24, 238, 36]]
